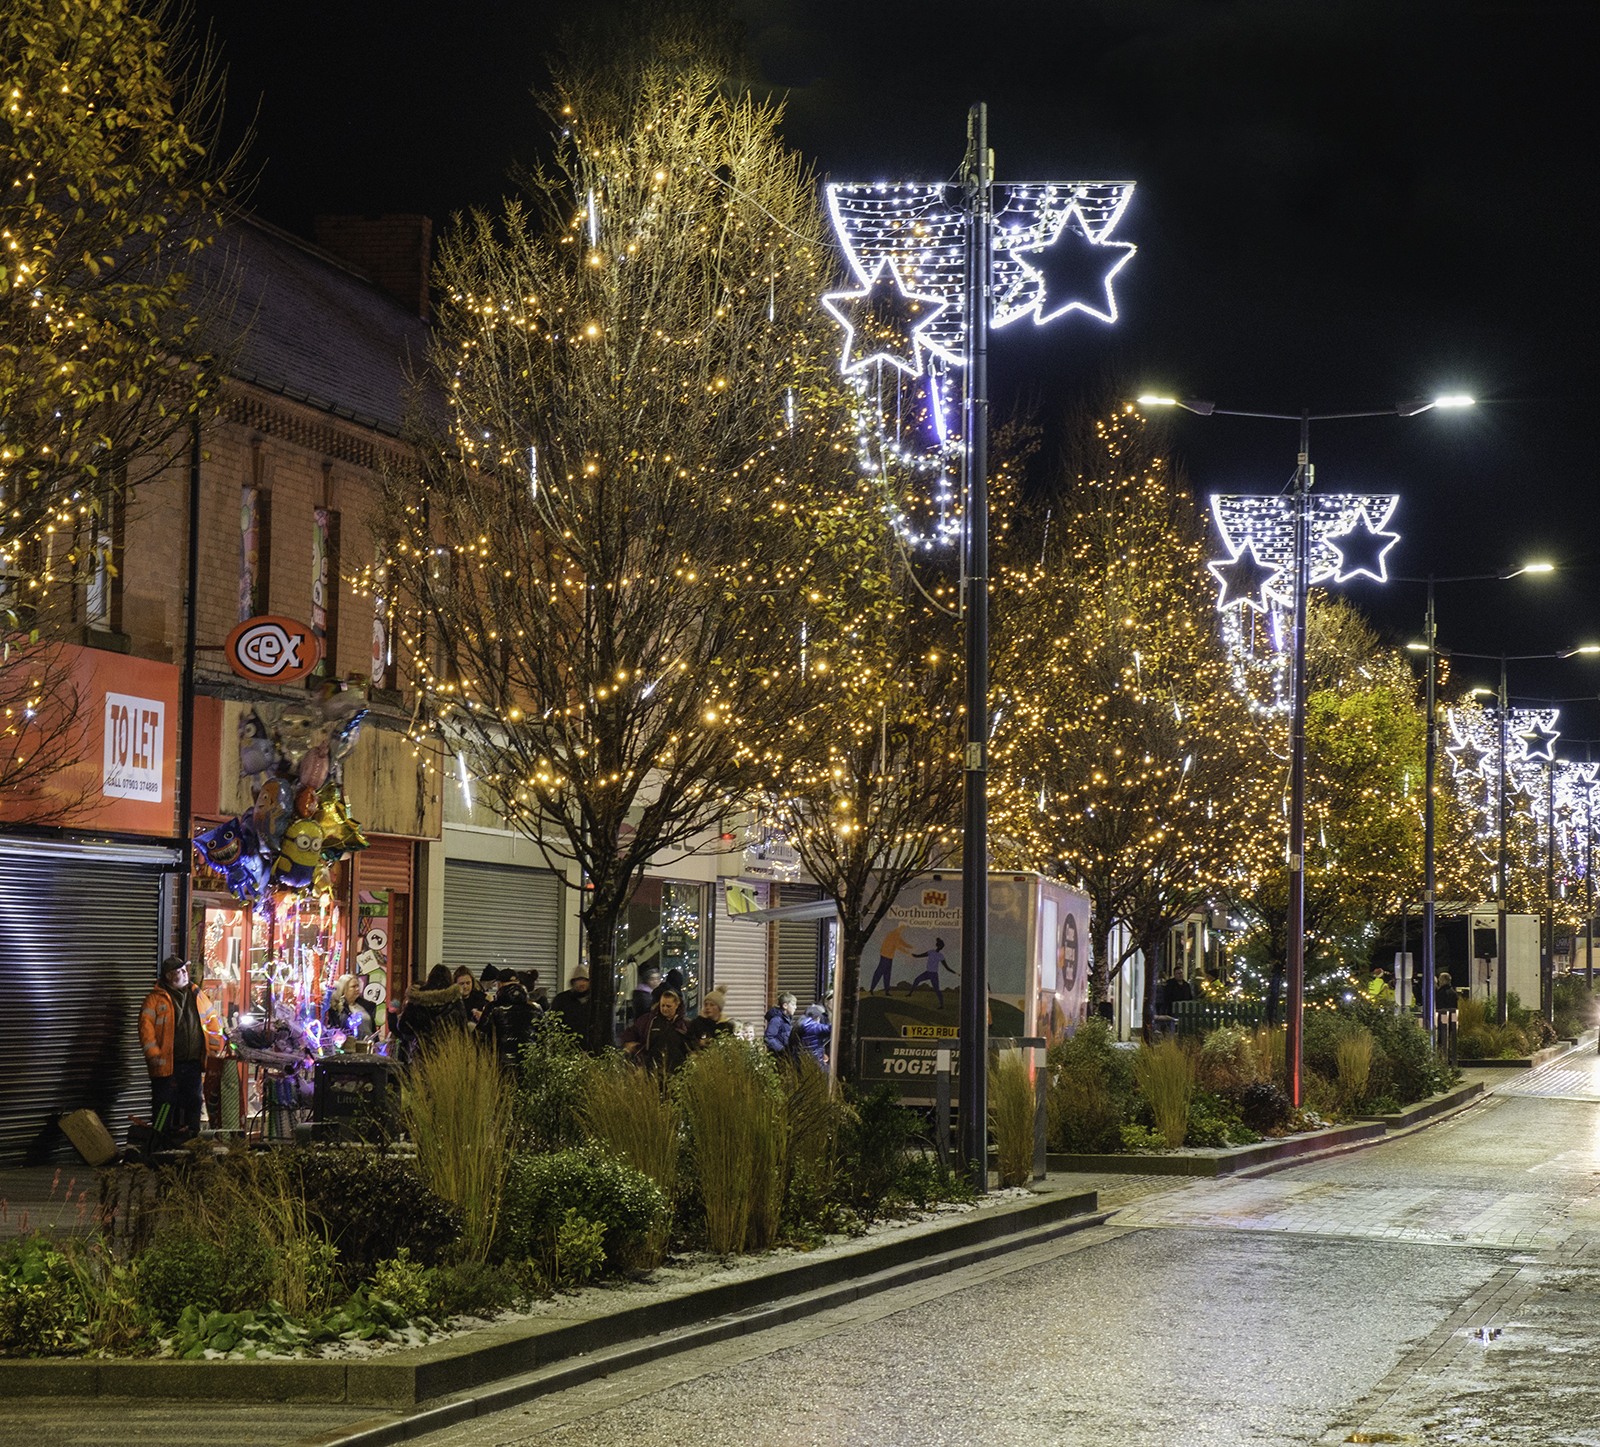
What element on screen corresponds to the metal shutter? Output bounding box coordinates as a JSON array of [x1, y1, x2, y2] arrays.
[[0, 839, 177, 1164], [442, 858, 561, 982], [712, 882, 769, 1030], [776, 883, 823, 1005]]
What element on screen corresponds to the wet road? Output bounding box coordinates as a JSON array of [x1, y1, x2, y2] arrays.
[[6, 1049, 1598, 1447]]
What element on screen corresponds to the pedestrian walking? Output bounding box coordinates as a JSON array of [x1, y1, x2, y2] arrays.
[[688, 985, 734, 1050], [139, 956, 222, 1140], [764, 992, 798, 1057], [622, 979, 690, 1075], [792, 1002, 831, 1067]]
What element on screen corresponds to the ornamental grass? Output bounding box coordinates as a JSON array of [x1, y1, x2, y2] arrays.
[[580, 1059, 679, 1268], [988, 1048, 1036, 1187], [1134, 1038, 1195, 1149], [677, 1040, 785, 1255], [402, 1030, 514, 1263], [1334, 1027, 1375, 1104]]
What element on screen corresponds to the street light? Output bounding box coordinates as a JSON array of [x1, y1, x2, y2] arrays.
[[1144, 392, 1474, 1107], [1394, 561, 1556, 1035]]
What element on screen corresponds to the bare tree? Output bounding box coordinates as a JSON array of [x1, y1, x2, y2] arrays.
[[380, 59, 853, 1049]]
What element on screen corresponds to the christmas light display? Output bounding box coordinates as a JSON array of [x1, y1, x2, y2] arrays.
[[1207, 494, 1402, 613], [821, 256, 950, 377]]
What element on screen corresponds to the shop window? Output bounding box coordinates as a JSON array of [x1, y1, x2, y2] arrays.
[[614, 879, 705, 1030], [311, 506, 341, 678]]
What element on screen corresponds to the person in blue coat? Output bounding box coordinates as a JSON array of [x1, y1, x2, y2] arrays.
[[792, 1003, 831, 1067], [764, 993, 797, 1056]]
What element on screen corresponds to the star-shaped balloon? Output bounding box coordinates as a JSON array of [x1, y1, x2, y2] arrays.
[[1207, 541, 1281, 612], [1002, 204, 1136, 325], [822, 256, 949, 377], [1517, 719, 1561, 762], [1327, 509, 1400, 584]]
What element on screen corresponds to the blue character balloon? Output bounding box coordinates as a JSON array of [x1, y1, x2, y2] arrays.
[[194, 815, 269, 904]]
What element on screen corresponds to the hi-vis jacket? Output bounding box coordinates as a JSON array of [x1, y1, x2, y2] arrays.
[[139, 983, 223, 1078]]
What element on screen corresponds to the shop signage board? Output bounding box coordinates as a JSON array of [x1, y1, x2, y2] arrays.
[[224, 614, 321, 684], [858, 1037, 961, 1104], [0, 641, 179, 835]]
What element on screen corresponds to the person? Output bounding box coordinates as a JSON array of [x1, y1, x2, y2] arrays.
[[791, 1002, 831, 1067], [631, 968, 661, 1022], [139, 956, 221, 1139], [332, 974, 376, 1040], [764, 992, 797, 1056], [550, 964, 593, 1044], [622, 979, 690, 1075], [687, 985, 734, 1050], [454, 966, 489, 1022], [1266, 961, 1286, 1027], [478, 972, 536, 1068], [398, 965, 470, 1060], [903, 937, 954, 1008], [868, 924, 913, 995]]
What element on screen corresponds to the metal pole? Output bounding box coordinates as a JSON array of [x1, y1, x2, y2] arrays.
[[1400, 900, 1408, 1011], [177, 418, 202, 962], [958, 102, 991, 1186], [1421, 579, 1437, 1032], [1286, 411, 1310, 1108], [1497, 657, 1509, 1025], [1546, 759, 1556, 1022], [1588, 782, 1594, 988]]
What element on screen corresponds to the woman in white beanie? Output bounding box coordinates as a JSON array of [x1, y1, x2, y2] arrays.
[[687, 985, 734, 1051]]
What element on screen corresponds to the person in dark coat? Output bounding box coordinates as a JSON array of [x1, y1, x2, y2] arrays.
[[791, 1003, 831, 1067], [454, 966, 489, 1022], [477, 977, 536, 1068], [621, 980, 689, 1075], [549, 965, 593, 1045], [764, 993, 797, 1057], [630, 968, 662, 1022], [687, 986, 734, 1050], [399, 965, 470, 1060]]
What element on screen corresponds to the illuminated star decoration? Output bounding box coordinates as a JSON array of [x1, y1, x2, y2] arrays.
[[1446, 732, 1489, 779], [821, 256, 950, 377], [1517, 718, 1561, 762], [1327, 507, 1401, 584], [1207, 541, 1280, 612], [997, 199, 1136, 325]]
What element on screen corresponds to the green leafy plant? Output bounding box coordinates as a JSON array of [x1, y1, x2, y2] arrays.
[[370, 1249, 430, 1318], [988, 1048, 1036, 1187], [138, 1220, 277, 1326], [895, 1154, 977, 1210], [421, 1261, 518, 1319], [552, 1210, 607, 1288], [1119, 1122, 1169, 1153], [1134, 1038, 1195, 1149], [518, 1025, 594, 1152], [402, 1030, 515, 1262], [294, 1148, 461, 1275], [1554, 976, 1597, 1040], [579, 1056, 679, 1266], [1047, 1062, 1122, 1154], [836, 1084, 925, 1218], [500, 1148, 667, 1277]]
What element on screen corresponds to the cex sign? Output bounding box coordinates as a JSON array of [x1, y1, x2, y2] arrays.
[[103, 693, 165, 800]]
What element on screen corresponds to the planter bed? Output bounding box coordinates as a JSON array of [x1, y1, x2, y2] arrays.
[[1352, 1081, 1484, 1129], [1047, 1120, 1385, 1178]]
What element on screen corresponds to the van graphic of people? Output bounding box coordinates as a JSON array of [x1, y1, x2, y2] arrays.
[[869, 923, 914, 995], [903, 937, 955, 1007]]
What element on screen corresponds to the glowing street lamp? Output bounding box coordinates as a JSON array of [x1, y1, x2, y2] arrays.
[[1144, 393, 1474, 1108], [825, 108, 1137, 1184]]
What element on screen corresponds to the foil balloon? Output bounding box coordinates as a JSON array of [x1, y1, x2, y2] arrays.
[[315, 783, 369, 860], [328, 710, 367, 764], [194, 816, 269, 904], [298, 743, 330, 790], [269, 703, 320, 768], [238, 711, 278, 778], [253, 777, 294, 852], [293, 784, 319, 819], [270, 817, 325, 891]]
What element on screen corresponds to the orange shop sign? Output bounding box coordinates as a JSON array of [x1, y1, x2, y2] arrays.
[[0, 640, 179, 836], [224, 615, 321, 684]]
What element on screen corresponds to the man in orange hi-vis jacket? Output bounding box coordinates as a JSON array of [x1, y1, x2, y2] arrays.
[[139, 956, 222, 1138]]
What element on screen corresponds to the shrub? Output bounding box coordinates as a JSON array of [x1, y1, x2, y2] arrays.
[[295, 1149, 461, 1274], [1185, 1090, 1260, 1148], [675, 1041, 786, 1253], [837, 1084, 924, 1217], [896, 1154, 976, 1209], [500, 1149, 667, 1277], [518, 1025, 594, 1152], [989, 1049, 1035, 1187], [370, 1249, 430, 1318], [1234, 1080, 1292, 1133], [0, 1234, 143, 1357], [1047, 1017, 1136, 1102], [552, 1210, 607, 1287], [1119, 1123, 1168, 1153], [580, 1058, 678, 1266], [1198, 1027, 1258, 1089], [1335, 1027, 1374, 1104], [422, 1260, 518, 1318], [1554, 976, 1597, 1040], [139, 1219, 277, 1326], [780, 1052, 849, 1238], [1048, 1062, 1123, 1154], [403, 1031, 515, 1262], [1134, 1039, 1194, 1149], [1250, 1026, 1287, 1089]]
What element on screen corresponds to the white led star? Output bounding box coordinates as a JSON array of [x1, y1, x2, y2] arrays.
[[1327, 507, 1401, 584], [821, 255, 950, 377], [1001, 201, 1136, 326]]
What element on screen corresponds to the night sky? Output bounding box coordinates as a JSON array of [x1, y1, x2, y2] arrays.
[[196, 0, 1600, 735]]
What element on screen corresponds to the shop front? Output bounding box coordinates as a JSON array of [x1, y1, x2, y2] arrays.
[[0, 643, 182, 1162], [614, 877, 707, 1032]]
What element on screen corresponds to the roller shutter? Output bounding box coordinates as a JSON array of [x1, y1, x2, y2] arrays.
[[775, 883, 823, 1005], [712, 881, 769, 1030], [442, 858, 561, 983], [0, 838, 179, 1164]]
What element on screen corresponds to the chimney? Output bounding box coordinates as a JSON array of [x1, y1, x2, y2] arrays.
[[312, 214, 433, 320]]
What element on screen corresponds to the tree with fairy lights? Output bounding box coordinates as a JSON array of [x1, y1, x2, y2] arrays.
[[1227, 600, 1429, 996], [380, 46, 855, 1051], [989, 403, 1276, 1025], [1, 0, 234, 810]]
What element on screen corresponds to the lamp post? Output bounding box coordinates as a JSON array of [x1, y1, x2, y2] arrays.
[[1399, 562, 1553, 1033], [1140, 391, 1473, 1106]]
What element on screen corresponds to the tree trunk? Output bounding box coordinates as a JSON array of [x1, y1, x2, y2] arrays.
[[583, 905, 621, 1054], [1090, 921, 1110, 1008], [834, 924, 874, 1087]]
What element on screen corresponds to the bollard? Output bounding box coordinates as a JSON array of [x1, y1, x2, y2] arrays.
[[1033, 1044, 1048, 1179], [935, 1048, 952, 1166]]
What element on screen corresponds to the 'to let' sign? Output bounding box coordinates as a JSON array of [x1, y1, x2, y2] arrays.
[[225, 615, 322, 683]]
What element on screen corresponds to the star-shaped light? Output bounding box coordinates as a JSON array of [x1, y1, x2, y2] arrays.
[[1003, 204, 1136, 325], [1327, 508, 1400, 584], [1446, 735, 1489, 778], [821, 256, 948, 377], [1517, 719, 1561, 762], [1207, 541, 1281, 612]]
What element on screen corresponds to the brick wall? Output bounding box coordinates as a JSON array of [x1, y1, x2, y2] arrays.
[[312, 215, 433, 320]]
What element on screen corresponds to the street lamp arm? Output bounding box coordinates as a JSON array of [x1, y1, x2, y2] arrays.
[[1391, 567, 1554, 584]]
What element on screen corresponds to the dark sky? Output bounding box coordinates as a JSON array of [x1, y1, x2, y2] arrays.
[[196, 0, 1600, 734]]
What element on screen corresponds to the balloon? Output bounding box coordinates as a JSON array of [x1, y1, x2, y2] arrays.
[[299, 743, 330, 790], [328, 710, 367, 763], [238, 711, 278, 777], [253, 778, 294, 851], [194, 816, 269, 905], [294, 784, 319, 819], [269, 818, 325, 891], [269, 703, 320, 768], [315, 783, 369, 859]]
